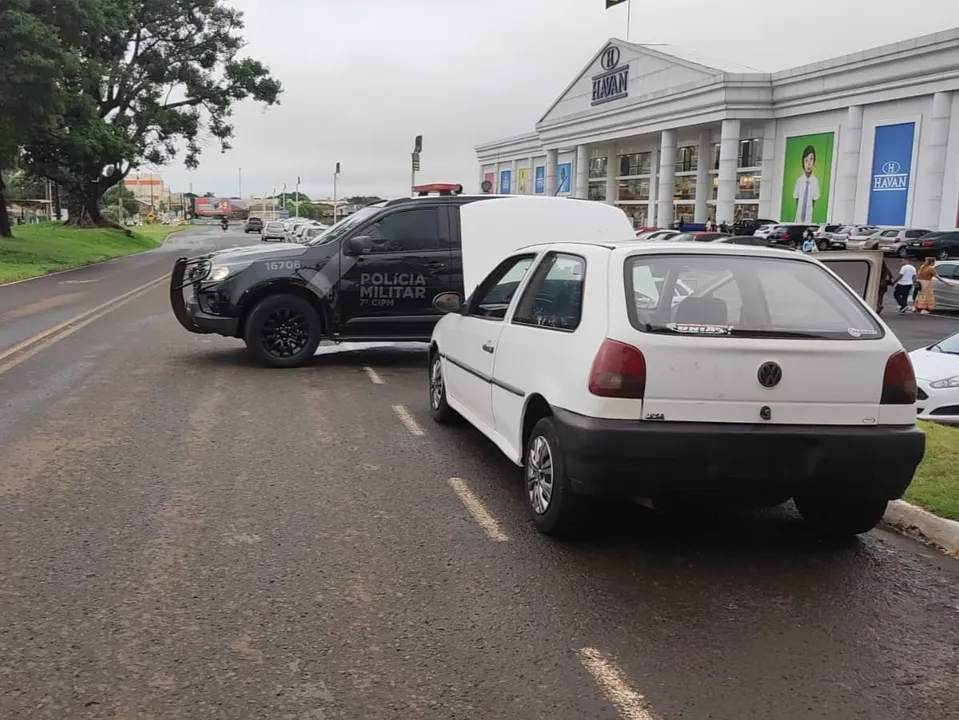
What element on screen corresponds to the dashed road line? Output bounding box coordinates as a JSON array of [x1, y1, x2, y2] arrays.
[[448, 478, 509, 542], [363, 365, 385, 385], [392, 404, 424, 436], [578, 647, 658, 720]]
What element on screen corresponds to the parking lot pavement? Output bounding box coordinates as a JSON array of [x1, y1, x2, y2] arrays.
[[1, 288, 958, 719], [882, 307, 959, 350]]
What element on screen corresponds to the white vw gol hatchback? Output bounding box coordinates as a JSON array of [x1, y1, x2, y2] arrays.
[[427, 241, 926, 539]]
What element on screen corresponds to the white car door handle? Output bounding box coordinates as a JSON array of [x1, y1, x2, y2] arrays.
[[482, 342, 494, 353]]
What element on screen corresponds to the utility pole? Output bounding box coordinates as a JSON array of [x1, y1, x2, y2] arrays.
[[411, 135, 422, 195], [294, 176, 300, 218], [238, 167, 242, 198], [281, 183, 287, 215], [332, 162, 340, 224]]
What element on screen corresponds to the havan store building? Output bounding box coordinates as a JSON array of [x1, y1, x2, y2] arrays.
[[475, 29, 959, 231]]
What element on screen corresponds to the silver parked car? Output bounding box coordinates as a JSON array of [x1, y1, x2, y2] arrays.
[[843, 225, 883, 250], [876, 228, 933, 257], [261, 221, 287, 242]]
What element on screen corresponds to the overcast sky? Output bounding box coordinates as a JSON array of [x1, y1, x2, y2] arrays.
[[152, 0, 959, 201]]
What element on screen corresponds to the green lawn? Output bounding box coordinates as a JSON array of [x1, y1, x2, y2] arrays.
[[0, 223, 185, 284], [905, 421, 959, 521]]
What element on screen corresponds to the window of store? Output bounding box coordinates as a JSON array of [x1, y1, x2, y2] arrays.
[[589, 156, 608, 180], [618, 178, 651, 201], [711, 143, 720, 171], [588, 183, 607, 201], [675, 146, 698, 173], [738, 138, 763, 169], [619, 205, 648, 229], [736, 172, 760, 200], [674, 176, 696, 202], [675, 204, 694, 224], [734, 204, 759, 221], [618, 152, 652, 177]]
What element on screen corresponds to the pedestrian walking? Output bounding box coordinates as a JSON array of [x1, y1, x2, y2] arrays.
[[878, 260, 893, 314], [893, 258, 917, 314], [914, 258, 939, 314]]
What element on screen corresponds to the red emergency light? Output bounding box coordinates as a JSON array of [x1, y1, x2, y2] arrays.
[[412, 183, 464, 196]]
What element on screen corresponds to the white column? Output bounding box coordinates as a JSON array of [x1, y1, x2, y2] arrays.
[[574, 144, 590, 199], [546, 149, 558, 196], [605, 146, 617, 205], [834, 105, 863, 224], [510, 159, 518, 195], [656, 130, 677, 227], [916, 91, 952, 228], [757, 120, 777, 219], [527, 156, 536, 194], [493, 163, 501, 193], [648, 146, 658, 227], [716, 119, 741, 227], [694, 129, 711, 223]]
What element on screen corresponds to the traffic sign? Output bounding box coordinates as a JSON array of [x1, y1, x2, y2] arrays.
[[279, 208, 290, 219]]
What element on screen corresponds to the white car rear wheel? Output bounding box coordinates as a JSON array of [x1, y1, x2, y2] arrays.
[[524, 417, 593, 537]]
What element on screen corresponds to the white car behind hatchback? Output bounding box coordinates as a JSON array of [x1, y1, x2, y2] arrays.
[[428, 242, 926, 539]]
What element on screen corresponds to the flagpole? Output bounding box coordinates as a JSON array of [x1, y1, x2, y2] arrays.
[[626, 0, 631, 41]]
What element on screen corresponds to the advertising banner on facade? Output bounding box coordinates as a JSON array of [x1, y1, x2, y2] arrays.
[[535, 166, 545, 194], [779, 132, 835, 223], [194, 197, 233, 216], [867, 122, 916, 226], [518, 167, 529, 194], [557, 163, 572, 194], [500, 169, 512, 195], [484, 172, 495, 194]]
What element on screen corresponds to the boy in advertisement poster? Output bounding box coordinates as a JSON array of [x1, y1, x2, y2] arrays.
[[793, 146, 820, 223]]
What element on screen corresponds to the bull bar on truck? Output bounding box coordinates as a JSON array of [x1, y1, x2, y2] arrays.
[[170, 256, 214, 334]]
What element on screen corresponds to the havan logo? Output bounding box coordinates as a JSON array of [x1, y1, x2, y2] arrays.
[[872, 159, 909, 192], [591, 46, 629, 106]]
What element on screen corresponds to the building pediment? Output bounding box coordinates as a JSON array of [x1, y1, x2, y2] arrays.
[[537, 40, 747, 127]]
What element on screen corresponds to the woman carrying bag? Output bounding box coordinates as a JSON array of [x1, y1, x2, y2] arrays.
[[914, 258, 939, 314]]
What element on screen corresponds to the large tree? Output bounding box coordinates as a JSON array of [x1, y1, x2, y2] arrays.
[[21, 0, 282, 227], [0, 0, 74, 237]]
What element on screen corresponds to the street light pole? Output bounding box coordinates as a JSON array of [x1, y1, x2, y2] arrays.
[[333, 162, 340, 224], [295, 176, 300, 218], [238, 167, 242, 198], [411, 135, 422, 195]]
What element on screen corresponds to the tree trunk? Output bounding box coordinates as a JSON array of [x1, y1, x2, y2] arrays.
[[64, 181, 131, 235], [0, 170, 13, 238]]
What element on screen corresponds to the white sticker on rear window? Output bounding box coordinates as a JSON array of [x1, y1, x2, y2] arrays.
[[846, 327, 878, 338], [666, 323, 733, 335]]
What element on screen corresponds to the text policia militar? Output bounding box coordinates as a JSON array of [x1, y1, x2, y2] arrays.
[[359, 272, 428, 306]]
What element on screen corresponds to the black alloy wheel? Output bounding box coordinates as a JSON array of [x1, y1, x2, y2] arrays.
[[244, 294, 322, 368], [937, 249, 950, 261], [261, 306, 310, 357]]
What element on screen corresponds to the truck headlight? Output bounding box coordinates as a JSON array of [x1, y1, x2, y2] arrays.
[[930, 375, 959, 389], [208, 266, 231, 282]]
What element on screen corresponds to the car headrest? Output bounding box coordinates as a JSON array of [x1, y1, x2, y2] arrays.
[[675, 296, 728, 325]]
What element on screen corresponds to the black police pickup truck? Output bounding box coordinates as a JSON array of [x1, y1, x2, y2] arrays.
[[171, 184, 500, 367]]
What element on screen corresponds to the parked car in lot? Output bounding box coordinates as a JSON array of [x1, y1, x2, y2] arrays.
[[638, 229, 681, 241], [909, 329, 959, 424], [261, 221, 287, 242], [844, 225, 883, 250], [244, 217, 264, 233], [876, 228, 932, 256], [733, 218, 778, 236], [753, 224, 778, 239], [427, 240, 924, 540], [765, 223, 827, 249], [712, 235, 786, 248], [668, 232, 730, 243], [905, 230, 959, 260]]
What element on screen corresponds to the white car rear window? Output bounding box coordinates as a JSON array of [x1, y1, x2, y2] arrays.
[[624, 255, 883, 340]]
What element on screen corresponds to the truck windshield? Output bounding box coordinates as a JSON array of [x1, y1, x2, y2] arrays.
[[307, 205, 383, 246]]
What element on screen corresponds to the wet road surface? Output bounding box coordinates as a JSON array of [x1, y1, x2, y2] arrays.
[[0, 230, 958, 719]]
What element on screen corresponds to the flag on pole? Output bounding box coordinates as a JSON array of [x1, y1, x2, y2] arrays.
[[605, 0, 627, 8]]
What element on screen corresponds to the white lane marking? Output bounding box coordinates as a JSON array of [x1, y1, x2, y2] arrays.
[[392, 404, 424, 436], [363, 366, 384, 385], [578, 647, 657, 720], [448, 478, 509, 542]]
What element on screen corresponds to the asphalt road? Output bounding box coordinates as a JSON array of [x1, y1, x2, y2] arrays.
[[1, 227, 958, 719]]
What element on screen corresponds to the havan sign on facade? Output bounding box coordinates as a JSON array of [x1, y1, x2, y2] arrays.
[[591, 46, 629, 106]]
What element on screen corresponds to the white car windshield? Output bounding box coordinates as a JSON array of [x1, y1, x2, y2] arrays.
[[625, 254, 882, 340], [930, 332, 959, 355]]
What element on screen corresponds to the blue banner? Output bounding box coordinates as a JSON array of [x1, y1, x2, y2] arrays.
[[868, 122, 915, 226], [500, 170, 512, 195], [534, 166, 545, 194], [557, 163, 572, 193]]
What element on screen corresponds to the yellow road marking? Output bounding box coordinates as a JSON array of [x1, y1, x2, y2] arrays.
[[578, 647, 658, 720], [0, 274, 168, 375], [448, 477, 509, 542]]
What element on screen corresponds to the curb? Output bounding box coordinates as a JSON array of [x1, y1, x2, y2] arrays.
[[883, 500, 959, 558]]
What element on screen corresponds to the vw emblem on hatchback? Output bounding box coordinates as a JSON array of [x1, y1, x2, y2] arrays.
[[757, 362, 783, 388], [882, 160, 901, 174], [601, 46, 621, 71]]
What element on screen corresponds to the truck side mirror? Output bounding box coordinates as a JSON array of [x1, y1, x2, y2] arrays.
[[344, 235, 372, 256], [432, 292, 462, 314]]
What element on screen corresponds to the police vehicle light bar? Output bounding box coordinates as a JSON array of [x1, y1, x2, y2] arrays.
[[412, 183, 463, 196]]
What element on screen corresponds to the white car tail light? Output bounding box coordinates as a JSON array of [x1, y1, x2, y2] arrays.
[[588, 339, 647, 398], [881, 350, 917, 405]]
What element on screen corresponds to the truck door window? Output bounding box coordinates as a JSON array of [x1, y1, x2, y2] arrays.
[[366, 208, 439, 253]]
